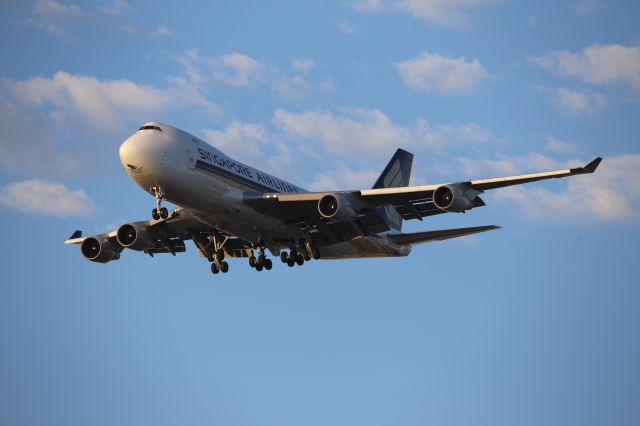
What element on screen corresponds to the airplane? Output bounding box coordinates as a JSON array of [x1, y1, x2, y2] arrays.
[[65, 122, 602, 275]]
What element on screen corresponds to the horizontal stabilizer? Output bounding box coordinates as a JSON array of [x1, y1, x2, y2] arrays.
[[387, 225, 500, 246]]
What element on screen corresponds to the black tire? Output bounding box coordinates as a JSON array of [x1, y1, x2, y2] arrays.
[[312, 247, 320, 260], [296, 254, 304, 266], [248, 256, 256, 268], [220, 261, 229, 273], [287, 259, 295, 267], [264, 258, 273, 270], [255, 263, 264, 272], [303, 253, 311, 261], [280, 251, 288, 263], [211, 263, 219, 274], [152, 208, 160, 220], [216, 249, 225, 261], [160, 207, 169, 219]]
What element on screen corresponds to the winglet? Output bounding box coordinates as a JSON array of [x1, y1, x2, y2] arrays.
[[69, 230, 82, 239], [584, 157, 602, 173]]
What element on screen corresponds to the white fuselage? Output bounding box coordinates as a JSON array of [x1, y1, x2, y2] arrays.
[[118, 122, 410, 259]]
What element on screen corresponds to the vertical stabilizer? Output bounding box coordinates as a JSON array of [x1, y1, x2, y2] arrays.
[[372, 148, 414, 231]]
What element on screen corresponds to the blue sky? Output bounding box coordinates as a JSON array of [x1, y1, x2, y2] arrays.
[[1, 1, 639, 425]]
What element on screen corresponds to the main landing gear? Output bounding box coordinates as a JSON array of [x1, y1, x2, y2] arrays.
[[208, 232, 230, 275], [151, 186, 169, 220], [280, 240, 320, 268], [248, 246, 273, 272]]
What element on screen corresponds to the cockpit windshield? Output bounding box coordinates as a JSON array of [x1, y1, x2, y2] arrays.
[[138, 125, 162, 131]]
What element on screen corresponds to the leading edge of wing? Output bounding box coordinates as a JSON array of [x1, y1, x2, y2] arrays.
[[387, 225, 500, 245]]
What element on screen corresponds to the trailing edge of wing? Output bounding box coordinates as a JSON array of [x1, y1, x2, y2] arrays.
[[387, 225, 500, 246]]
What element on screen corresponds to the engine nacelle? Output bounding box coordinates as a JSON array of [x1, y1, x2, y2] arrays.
[[433, 184, 476, 212], [318, 194, 358, 222], [80, 236, 121, 263], [116, 222, 155, 251]]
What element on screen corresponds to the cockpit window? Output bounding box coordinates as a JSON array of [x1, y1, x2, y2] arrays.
[[138, 125, 163, 131]]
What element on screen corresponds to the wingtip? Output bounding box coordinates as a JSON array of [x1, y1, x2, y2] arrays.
[[584, 157, 603, 173]]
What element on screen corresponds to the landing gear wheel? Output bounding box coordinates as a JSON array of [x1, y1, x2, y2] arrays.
[[211, 263, 219, 274], [303, 253, 311, 262], [249, 256, 256, 268], [220, 261, 229, 273], [159, 207, 169, 219], [287, 258, 295, 267], [280, 252, 288, 263], [258, 254, 266, 265], [296, 254, 305, 266], [312, 247, 320, 260], [152, 208, 160, 220], [264, 258, 273, 270], [255, 263, 264, 272], [216, 249, 225, 261]]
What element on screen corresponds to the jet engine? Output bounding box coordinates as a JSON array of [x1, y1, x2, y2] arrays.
[[318, 194, 358, 222], [80, 236, 121, 263], [116, 222, 156, 251], [432, 184, 477, 213]]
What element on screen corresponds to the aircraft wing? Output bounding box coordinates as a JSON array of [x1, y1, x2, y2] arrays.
[[63, 208, 240, 262], [243, 157, 601, 243]]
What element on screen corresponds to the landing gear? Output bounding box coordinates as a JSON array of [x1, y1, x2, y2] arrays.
[[151, 187, 169, 219], [249, 247, 272, 272], [207, 231, 230, 275], [279, 239, 319, 268]]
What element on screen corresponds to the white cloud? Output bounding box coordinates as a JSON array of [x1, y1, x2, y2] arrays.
[[5, 71, 217, 129], [120, 24, 171, 38], [394, 51, 491, 95], [540, 86, 606, 114], [273, 107, 491, 160], [175, 50, 329, 101], [100, 0, 132, 16], [308, 165, 380, 191], [292, 58, 315, 73], [529, 43, 640, 90], [351, 0, 499, 29], [26, 0, 83, 39], [0, 179, 96, 217], [545, 136, 576, 154], [570, 0, 605, 15], [337, 21, 359, 35], [202, 122, 270, 159]]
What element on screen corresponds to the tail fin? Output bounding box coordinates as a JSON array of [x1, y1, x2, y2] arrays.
[[373, 148, 414, 231]]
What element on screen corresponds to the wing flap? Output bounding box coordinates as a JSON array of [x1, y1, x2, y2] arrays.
[[388, 225, 500, 245]]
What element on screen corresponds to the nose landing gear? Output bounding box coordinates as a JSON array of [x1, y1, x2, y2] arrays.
[[151, 186, 169, 220]]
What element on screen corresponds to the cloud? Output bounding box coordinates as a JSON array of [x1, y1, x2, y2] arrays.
[[273, 107, 491, 160], [529, 43, 640, 90], [350, 0, 499, 29], [337, 21, 359, 35], [119, 24, 171, 39], [454, 153, 640, 223], [545, 137, 576, 154], [570, 0, 605, 15], [100, 0, 132, 16], [0, 98, 83, 177], [0, 179, 96, 217], [292, 58, 315, 73], [308, 165, 380, 191], [25, 0, 83, 39], [394, 51, 491, 95], [202, 122, 270, 159], [5, 71, 218, 129], [539, 86, 606, 114], [175, 49, 330, 101]]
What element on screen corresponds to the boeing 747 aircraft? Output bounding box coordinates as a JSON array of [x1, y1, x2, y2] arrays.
[[65, 122, 602, 275]]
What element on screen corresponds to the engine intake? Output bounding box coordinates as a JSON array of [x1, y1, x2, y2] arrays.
[[116, 222, 155, 251], [81, 236, 121, 263], [433, 184, 475, 212], [318, 194, 358, 222]]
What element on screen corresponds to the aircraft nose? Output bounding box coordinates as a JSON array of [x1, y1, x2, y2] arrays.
[[119, 135, 140, 170]]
